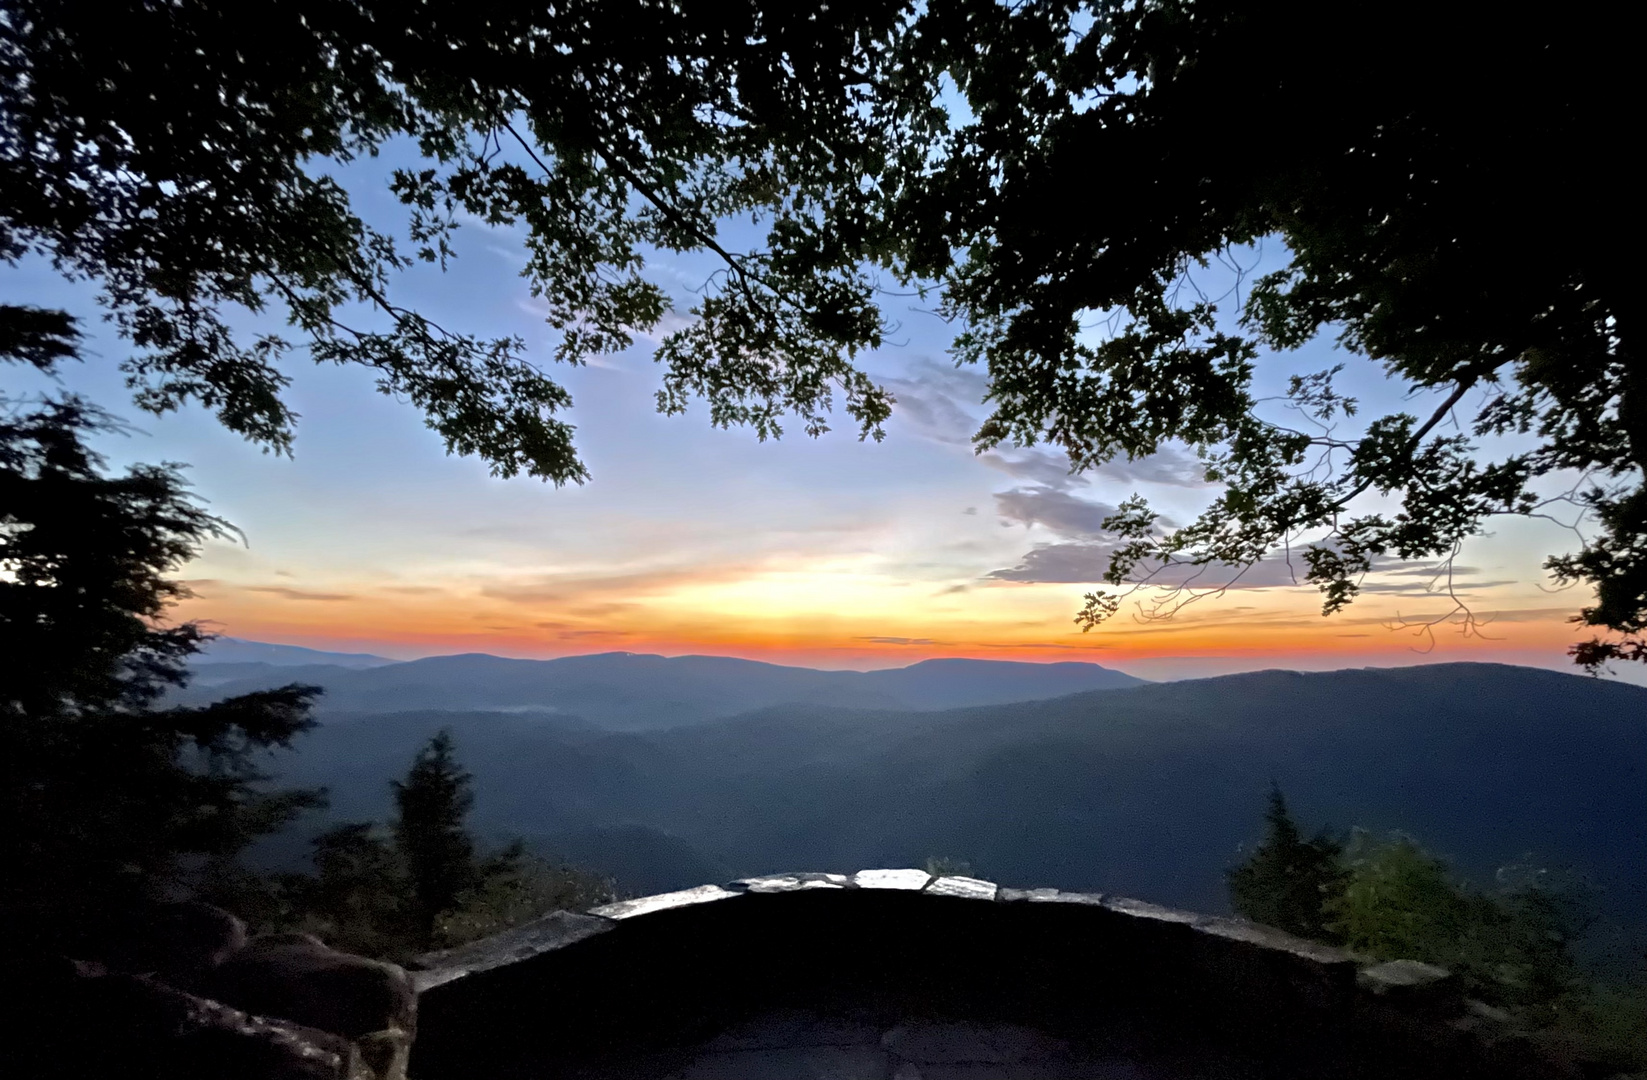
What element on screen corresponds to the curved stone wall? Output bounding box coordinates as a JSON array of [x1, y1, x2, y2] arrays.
[[409, 870, 1573, 1080]]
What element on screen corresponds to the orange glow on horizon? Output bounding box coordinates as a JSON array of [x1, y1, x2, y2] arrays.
[[174, 567, 1587, 673]]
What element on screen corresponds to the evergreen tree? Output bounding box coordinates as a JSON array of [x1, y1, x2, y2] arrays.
[[297, 822, 409, 960], [0, 391, 321, 956], [1227, 785, 1347, 941], [391, 730, 479, 949], [288, 733, 611, 958]]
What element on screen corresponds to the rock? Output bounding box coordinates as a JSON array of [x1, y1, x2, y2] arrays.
[[1357, 959, 1461, 1017], [1464, 999, 1512, 1025], [590, 884, 741, 920], [851, 868, 931, 891], [103, 900, 248, 992], [6, 952, 366, 1079], [411, 910, 612, 992], [997, 887, 1105, 905], [204, 934, 416, 1080], [734, 873, 852, 894], [924, 876, 998, 901], [1358, 960, 1454, 994]]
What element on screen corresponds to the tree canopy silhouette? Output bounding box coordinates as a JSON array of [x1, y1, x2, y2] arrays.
[[2, 0, 1638, 665]]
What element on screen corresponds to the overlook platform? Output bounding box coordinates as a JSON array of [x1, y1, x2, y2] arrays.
[[409, 870, 1565, 1080]]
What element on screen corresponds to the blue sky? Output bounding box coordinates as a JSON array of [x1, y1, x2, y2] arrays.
[[3, 143, 1627, 682]]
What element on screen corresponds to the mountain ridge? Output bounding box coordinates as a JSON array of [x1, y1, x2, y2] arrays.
[[254, 661, 1646, 966], [181, 649, 1148, 729]]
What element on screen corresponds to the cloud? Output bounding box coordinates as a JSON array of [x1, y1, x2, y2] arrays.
[[1358, 579, 1519, 595], [879, 358, 990, 445], [629, 309, 700, 345], [1093, 443, 1210, 487], [245, 586, 356, 602], [987, 534, 1521, 593], [856, 636, 939, 645], [987, 542, 1313, 587], [478, 565, 738, 607], [980, 450, 1081, 491], [983, 443, 1209, 490], [1343, 606, 1572, 626], [1379, 564, 1484, 578], [987, 543, 1119, 583], [567, 602, 636, 618], [974, 640, 1112, 650], [994, 489, 1119, 538]]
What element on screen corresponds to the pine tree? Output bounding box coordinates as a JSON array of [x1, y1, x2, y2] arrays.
[[0, 393, 322, 956], [391, 730, 479, 949], [1227, 785, 1347, 942]]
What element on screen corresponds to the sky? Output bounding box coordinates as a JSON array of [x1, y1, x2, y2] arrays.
[[4, 147, 1633, 683]]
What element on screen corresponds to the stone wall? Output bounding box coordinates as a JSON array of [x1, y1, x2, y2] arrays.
[[410, 870, 1574, 1080]]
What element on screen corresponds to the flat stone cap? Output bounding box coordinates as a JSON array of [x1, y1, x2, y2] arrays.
[[1357, 959, 1454, 993]]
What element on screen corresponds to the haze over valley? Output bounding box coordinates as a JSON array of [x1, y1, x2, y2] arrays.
[[210, 644, 1647, 969]]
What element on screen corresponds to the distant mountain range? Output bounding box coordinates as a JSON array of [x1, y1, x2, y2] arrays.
[[182, 649, 1148, 728], [249, 661, 1646, 968], [193, 638, 395, 670]]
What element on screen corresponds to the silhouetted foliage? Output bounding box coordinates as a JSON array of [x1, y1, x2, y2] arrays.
[[1326, 832, 1585, 1021], [3, 2, 1637, 662], [436, 840, 613, 947], [283, 731, 612, 958], [300, 822, 410, 960], [924, 855, 974, 878], [0, 393, 321, 955], [1231, 792, 1591, 1026], [0, 0, 903, 484], [879, 3, 1642, 670], [392, 730, 479, 947], [1227, 785, 1345, 942]]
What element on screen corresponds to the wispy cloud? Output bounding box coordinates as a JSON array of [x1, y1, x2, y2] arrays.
[[477, 563, 753, 606], [245, 585, 356, 602], [993, 490, 1119, 538], [983, 443, 1209, 489], [1093, 443, 1210, 487], [879, 358, 989, 445], [987, 537, 1522, 593], [988, 542, 1317, 588], [980, 450, 1081, 490], [1358, 579, 1519, 595], [629, 309, 700, 345]]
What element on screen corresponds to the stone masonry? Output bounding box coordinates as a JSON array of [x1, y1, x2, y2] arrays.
[[410, 870, 1575, 1080]]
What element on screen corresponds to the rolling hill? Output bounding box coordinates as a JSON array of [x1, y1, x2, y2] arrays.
[[255, 662, 1646, 962], [181, 650, 1146, 729]]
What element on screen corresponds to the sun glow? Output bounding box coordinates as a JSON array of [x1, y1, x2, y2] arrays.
[[174, 549, 1584, 675]]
